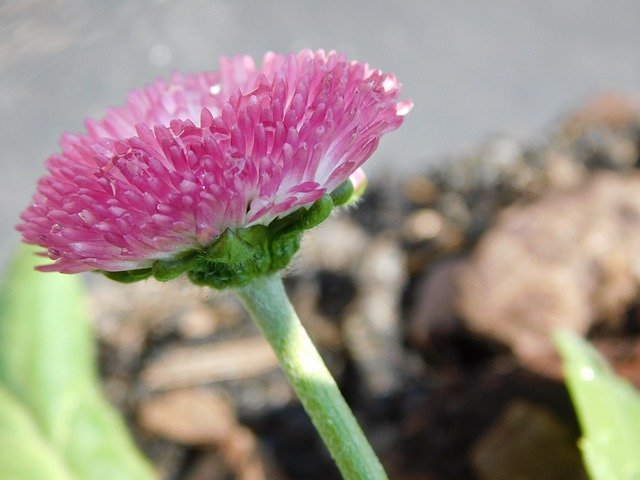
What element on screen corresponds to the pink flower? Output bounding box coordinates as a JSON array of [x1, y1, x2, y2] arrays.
[[18, 50, 411, 274]]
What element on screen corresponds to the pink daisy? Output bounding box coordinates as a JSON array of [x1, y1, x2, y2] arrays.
[[18, 49, 411, 278]]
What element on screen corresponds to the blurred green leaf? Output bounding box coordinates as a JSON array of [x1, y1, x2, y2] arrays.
[[0, 385, 72, 480], [0, 246, 156, 480], [555, 330, 640, 480]]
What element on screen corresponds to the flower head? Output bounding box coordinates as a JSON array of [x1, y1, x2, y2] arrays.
[[18, 50, 411, 287]]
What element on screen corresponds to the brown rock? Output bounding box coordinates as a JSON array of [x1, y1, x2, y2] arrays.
[[140, 389, 278, 480], [143, 441, 188, 480], [90, 276, 210, 339], [594, 337, 640, 388], [471, 400, 587, 480], [562, 92, 640, 138], [299, 215, 369, 272], [403, 175, 439, 205], [344, 235, 408, 395], [402, 209, 445, 243], [542, 152, 587, 191], [177, 304, 219, 339], [138, 388, 236, 445], [555, 92, 640, 170], [458, 171, 640, 376], [185, 435, 278, 480], [183, 451, 228, 480], [141, 337, 279, 391], [217, 426, 275, 480], [408, 258, 465, 349]]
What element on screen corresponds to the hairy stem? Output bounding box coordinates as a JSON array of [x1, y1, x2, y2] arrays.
[[236, 273, 388, 480]]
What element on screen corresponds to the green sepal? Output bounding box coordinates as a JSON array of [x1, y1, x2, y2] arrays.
[[268, 205, 309, 236], [236, 224, 269, 246], [101, 268, 153, 283], [272, 195, 333, 238], [330, 179, 355, 206], [296, 194, 333, 231], [205, 228, 259, 264], [270, 234, 302, 271], [152, 253, 198, 282]]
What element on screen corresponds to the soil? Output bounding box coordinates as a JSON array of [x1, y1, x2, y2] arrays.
[[92, 92, 640, 480]]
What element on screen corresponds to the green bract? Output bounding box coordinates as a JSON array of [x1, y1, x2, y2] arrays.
[[103, 179, 360, 289]]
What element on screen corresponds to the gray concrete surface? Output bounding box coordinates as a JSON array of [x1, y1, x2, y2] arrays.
[[2, 0, 640, 267]]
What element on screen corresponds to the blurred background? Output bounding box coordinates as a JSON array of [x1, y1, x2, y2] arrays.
[[2, 0, 640, 266], [2, 2, 640, 479]]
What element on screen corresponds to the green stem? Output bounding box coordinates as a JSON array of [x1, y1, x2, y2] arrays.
[[236, 273, 388, 480]]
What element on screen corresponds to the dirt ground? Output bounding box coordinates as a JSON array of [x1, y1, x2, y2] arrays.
[[92, 92, 640, 480]]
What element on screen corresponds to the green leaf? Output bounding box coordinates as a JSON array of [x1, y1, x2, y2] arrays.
[[554, 330, 640, 480], [0, 246, 156, 480], [0, 385, 73, 480]]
